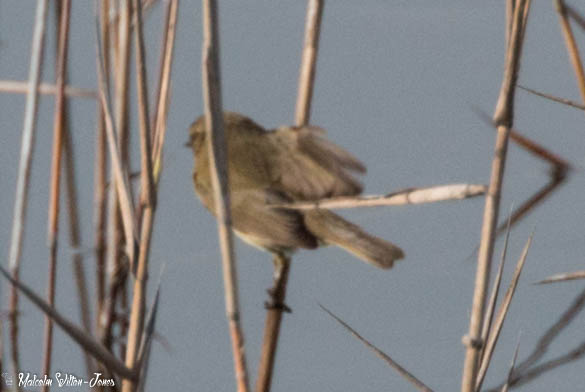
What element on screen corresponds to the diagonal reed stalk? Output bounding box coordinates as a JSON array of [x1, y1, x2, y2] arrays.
[[460, 1, 531, 390], [0, 264, 135, 381], [555, 0, 585, 107], [200, 1, 250, 391], [320, 304, 434, 392], [7, 0, 50, 387], [255, 2, 324, 391], [475, 234, 533, 391], [42, 2, 72, 388]]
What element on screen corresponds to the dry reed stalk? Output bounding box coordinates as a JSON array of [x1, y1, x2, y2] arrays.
[[518, 85, 585, 110], [136, 0, 178, 224], [63, 129, 94, 376], [460, 1, 530, 390], [294, 0, 324, 126], [122, 1, 157, 390], [494, 340, 585, 390], [151, 0, 178, 178], [506, 0, 514, 47], [475, 234, 532, 391], [97, 4, 137, 258], [275, 184, 486, 211], [0, 264, 136, 381], [471, 105, 570, 240], [537, 270, 585, 284], [42, 2, 71, 386], [135, 282, 161, 392], [511, 286, 585, 374], [480, 216, 512, 361], [95, 6, 138, 308], [566, 4, 585, 30], [501, 338, 521, 392], [320, 304, 434, 392], [201, 1, 250, 391], [7, 0, 49, 386], [103, 0, 133, 351], [95, 0, 111, 341], [256, 253, 291, 392], [556, 0, 585, 108], [150, 0, 172, 143], [495, 172, 566, 238], [255, 2, 324, 391], [50, 0, 94, 376], [0, 81, 96, 98], [483, 283, 585, 391]]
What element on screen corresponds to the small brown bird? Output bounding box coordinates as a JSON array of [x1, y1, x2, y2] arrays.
[[188, 112, 404, 269]]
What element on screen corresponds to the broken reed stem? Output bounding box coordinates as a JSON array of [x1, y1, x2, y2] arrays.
[[460, 1, 529, 391], [556, 0, 585, 107], [7, 0, 49, 385], [42, 1, 71, 385], [0, 81, 96, 98], [538, 269, 585, 284], [495, 175, 565, 237], [256, 2, 324, 392], [275, 184, 486, 210], [122, 1, 157, 390], [201, 1, 249, 391]]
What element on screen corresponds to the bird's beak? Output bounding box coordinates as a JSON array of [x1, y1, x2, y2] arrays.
[[184, 140, 191, 148]]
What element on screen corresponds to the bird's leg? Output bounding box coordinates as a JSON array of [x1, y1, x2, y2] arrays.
[[264, 252, 292, 312]]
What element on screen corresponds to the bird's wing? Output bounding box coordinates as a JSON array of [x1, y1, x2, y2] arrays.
[[230, 188, 318, 252], [267, 126, 365, 200]]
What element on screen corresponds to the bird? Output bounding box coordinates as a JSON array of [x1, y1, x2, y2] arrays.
[[187, 111, 404, 270]]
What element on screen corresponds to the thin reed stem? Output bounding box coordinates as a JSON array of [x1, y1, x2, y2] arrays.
[[256, 2, 324, 391], [201, 0, 250, 391], [256, 253, 291, 392], [461, 1, 530, 390], [7, 0, 49, 387], [294, 0, 324, 126], [42, 2, 71, 387], [95, 0, 110, 342], [122, 0, 157, 390]]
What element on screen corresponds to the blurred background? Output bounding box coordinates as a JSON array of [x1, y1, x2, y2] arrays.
[[1, 1, 584, 391]]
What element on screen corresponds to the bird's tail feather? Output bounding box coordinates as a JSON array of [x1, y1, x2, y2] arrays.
[[303, 209, 404, 269]]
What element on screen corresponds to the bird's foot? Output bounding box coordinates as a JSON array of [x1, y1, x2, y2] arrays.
[[264, 288, 292, 313]]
